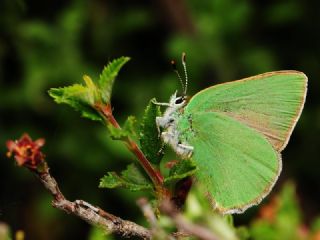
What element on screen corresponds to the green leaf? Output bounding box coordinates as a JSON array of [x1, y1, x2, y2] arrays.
[[139, 98, 164, 164], [98, 57, 130, 103], [123, 116, 138, 138], [48, 81, 102, 121], [48, 57, 130, 121], [99, 164, 153, 192], [83, 75, 100, 102], [164, 159, 198, 184], [107, 116, 137, 140], [183, 187, 239, 240], [88, 226, 113, 240]]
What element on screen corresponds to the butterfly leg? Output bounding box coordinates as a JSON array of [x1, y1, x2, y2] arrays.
[[161, 131, 175, 144], [157, 143, 165, 156], [177, 143, 194, 158], [156, 116, 175, 137], [156, 116, 172, 137], [152, 99, 171, 107], [161, 131, 194, 159], [155, 116, 162, 136]]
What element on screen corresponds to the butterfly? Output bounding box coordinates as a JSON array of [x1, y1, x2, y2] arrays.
[[154, 53, 307, 214]]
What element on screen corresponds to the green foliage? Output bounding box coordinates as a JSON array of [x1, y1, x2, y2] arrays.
[[175, 187, 239, 240], [88, 227, 113, 240], [247, 181, 320, 240], [2, 1, 318, 239], [99, 164, 153, 192], [48, 56, 202, 204], [169, 181, 320, 240], [48, 57, 130, 121], [249, 182, 301, 240], [48, 76, 102, 121], [139, 98, 164, 164], [164, 159, 198, 184], [107, 116, 137, 140], [236, 227, 250, 240], [311, 217, 320, 232], [99, 57, 130, 103]]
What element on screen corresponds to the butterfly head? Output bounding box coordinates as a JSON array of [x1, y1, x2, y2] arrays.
[[169, 91, 188, 109]]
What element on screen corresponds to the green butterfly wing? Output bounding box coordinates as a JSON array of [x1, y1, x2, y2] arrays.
[[181, 112, 281, 214], [185, 71, 307, 151], [178, 71, 307, 213]]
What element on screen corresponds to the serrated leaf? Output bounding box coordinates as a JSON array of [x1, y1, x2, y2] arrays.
[[164, 159, 198, 184], [48, 82, 102, 121], [107, 125, 126, 140], [99, 164, 153, 192], [139, 98, 164, 164], [107, 116, 137, 140], [98, 57, 130, 103], [83, 75, 100, 101], [123, 116, 138, 138], [122, 163, 150, 185], [48, 57, 130, 121]]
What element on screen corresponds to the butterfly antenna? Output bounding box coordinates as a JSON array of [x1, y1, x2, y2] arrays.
[[182, 52, 188, 95], [171, 60, 185, 94]]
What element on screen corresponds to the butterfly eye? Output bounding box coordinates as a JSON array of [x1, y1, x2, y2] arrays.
[[175, 97, 184, 104]]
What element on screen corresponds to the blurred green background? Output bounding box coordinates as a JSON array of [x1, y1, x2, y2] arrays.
[[1, 0, 319, 239]]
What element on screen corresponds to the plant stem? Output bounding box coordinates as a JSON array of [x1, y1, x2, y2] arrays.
[[95, 103, 165, 190], [36, 167, 152, 239]]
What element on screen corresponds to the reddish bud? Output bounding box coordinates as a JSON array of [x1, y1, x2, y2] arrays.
[[165, 160, 179, 169], [6, 133, 45, 170]]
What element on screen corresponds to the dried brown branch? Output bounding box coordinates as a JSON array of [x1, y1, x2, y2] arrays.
[[37, 169, 202, 240], [6, 134, 219, 240], [36, 169, 197, 240], [6, 134, 152, 239], [38, 170, 152, 239]]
